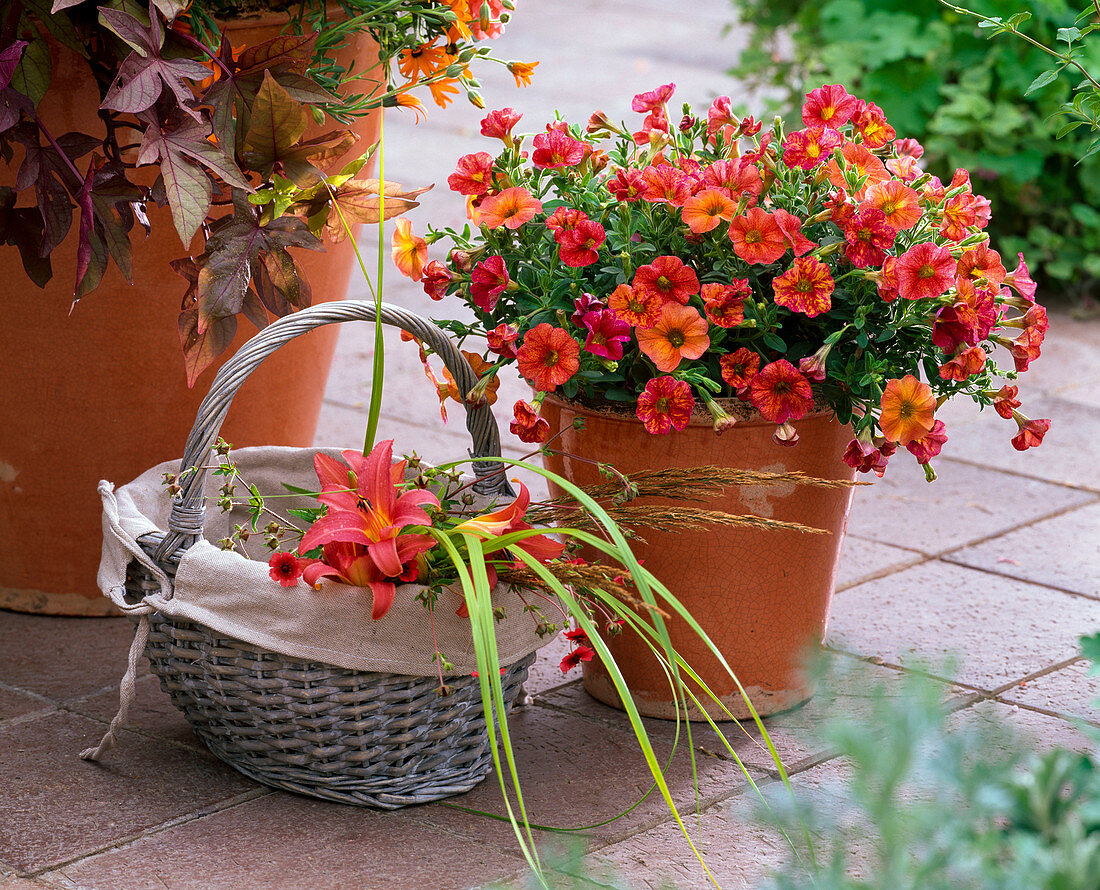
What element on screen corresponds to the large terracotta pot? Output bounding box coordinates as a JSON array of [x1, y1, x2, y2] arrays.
[[0, 16, 381, 615], [540, 395, 858, 721]]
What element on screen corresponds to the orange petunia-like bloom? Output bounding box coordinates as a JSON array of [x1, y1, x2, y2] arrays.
[[729, 207, 786, 265], [633, 255, 700, 305], [391, 218, 427, 280], [748, 360, 815, 424], [516, 323, 580, 392], [635, 303, 710, 372], [894, 243, 955, 301], [772, 256, 835, 318], [447, 152, 495, 196], [824, 142, 889, 199], [863, 180, 921, 231], [608, 283, 662, 327], [956, 243, 1006, 287], [635, 376, 694, 435], [701, 281, 749, 328], [478, 186, 543, 230], [879, 375, 936, 445], [681, 189, 736, 233], [719, 347, 761, 391]]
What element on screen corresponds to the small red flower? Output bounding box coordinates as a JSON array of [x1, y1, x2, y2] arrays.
[[635, 376, 695, 434], [546, 206, 588, 241], [633, 255, 700, 305], [420, 260, 453, 300], [531, 128, 586, 168], [729, 207, 786, 265], [938, 345, 986, 381], [701, 281, 749, 328], [486, 322, 520, 359], [558, 219, 606, 267], [802, 83, 859, 129], [608, 283, 662, 327], [607, 169, 646, 202], [906, 420, 948, 465], [706, 95, 737, 141], [772, 256, 835, 318], [956, 244, 1006, 288], [632, 82, 675, 113], [516, 323, 581, 391], [268, 552, 303, 587], [1004, 253, 1038, 301], [447, 152, 495, 196], [469, 255, 510, 312], [782, 126, 843, 170], [842, 439, 892, 478], [749, 360, 815, 424], [843, 207, 895, 268], [1006, 327, 1044, 372], [701, 158, 763, 200], [894, 243, 955, 301], [939, 193, 978, 242], [580, 309, 632, 360], [1011, 416, 1051, 451], [559, 643, 596, 673], [993, 385, 1021, 419], [774, 209, 817, 256], [640, 164, 692, 206], [480, 107, 522, 143], [719, 347, 761, 392], [510, 399, 551, 444], [853, 101, 895, 148]]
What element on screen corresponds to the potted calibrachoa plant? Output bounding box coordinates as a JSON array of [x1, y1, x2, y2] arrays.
[[83, 299, 816, 887], [392, 84, 1052, 719], [0, 0, 532, 614]]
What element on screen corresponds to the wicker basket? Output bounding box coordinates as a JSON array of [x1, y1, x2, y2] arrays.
[[111, 301, 536, 808]]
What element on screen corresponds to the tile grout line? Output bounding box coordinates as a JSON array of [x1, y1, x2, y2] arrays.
[[939, 454, 1100, 495], [937, 555, 1100, 603], [26, 788, 274, 879]]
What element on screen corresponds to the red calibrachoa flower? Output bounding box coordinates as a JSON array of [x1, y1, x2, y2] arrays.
[[956, 244, 1006, 287], [719, 347, 761, 392], [447, 152, 495, 195], [729, 207, 786, 265], [879, 375, 936, 445], [632, 82, 675, 112], [938, 345, 986, 381], [842, 437, 896, 477], [607, 169, 645, 201], [581, 309, 631, 360], [531, 128, 586, 168], [510, 399, 551, 444], [570, 292, 604, 326], [558, 219, 606, 267], [478, 187, 542, 229], [420, 260, 453, 300], [268, 552, 303, 587], [640, 163, 692, 206], [633, 255, 700, 304], [853, 101, 895, 147], [825, 142, 889, 198], [1005, 327, 1044, 372], [608, 283, 662, 327], [1011, 414, 1051, 451], [469, 255, 510, 311], [635, 376, 694, 434], [782, 126, 844, 170], [802, 83, 859, 128], [939, 193, 978, 241], [773, 255, 835, 317], [749, 360, 815, 423], [702, 158, 764, 199], [480, 107, 523, 143], [863, 180, 921, 231], [559, 627, 597, 673], [906, 420, 948, 464], [993, 385, 1021, 419], [516, 323, 580, 390], [774, 209, 817, 256], [894, 243, 955, 301], [701, 281, 749, 328], [681, 189, 736, 233], [636, 303, 710, 371], [843, 207, 895, 268], [1004, 253, 1038, 301], [486, 322, 520, 358]]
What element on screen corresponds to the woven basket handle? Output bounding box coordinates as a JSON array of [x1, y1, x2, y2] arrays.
[[154, 300, 512, 562]]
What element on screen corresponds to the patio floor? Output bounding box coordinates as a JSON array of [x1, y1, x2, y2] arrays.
[[3, 0, 1100, 887]]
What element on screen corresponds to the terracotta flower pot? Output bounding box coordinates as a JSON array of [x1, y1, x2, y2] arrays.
[[540, 395, 858, 721], [0, 17, 381, 615]]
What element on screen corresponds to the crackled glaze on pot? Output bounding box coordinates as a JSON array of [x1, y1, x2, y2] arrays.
[[541, 395, 858, 721]]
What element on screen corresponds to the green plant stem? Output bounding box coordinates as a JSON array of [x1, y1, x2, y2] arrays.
[[363, 109, 386, 454]]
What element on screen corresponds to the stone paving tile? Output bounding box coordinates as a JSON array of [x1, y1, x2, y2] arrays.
[[522, 634, 574, 698], [51, 794, 526, 890], [0, 878, 47, 889], [947, 698, 1098, 754], [0, 687, 50, 722], [998, 659, 1100, 727], [844, 457, 1093, 555], [0, 711, 253, 873], [944, 498, 1100, 598], [406, 701, 766, 852], [0, 614, 144, 703], [67, 674, 204, 751], [943, 395, 1100, 492], [828, 561, 1099, 691], [835, 536, 925, 591]]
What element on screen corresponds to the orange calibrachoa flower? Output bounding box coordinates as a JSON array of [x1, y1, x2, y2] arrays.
[[772, 256, 835, 317], [635, 376, 694, 434], [729, 207, 786, 265], [478, 187, 543, 229], [863, 180, 921, 231], [894, 243, 955, 301], [636, 303, 710, 372], [681, 189, 736, 233], [701, 281, 748, 328], [391, 218, 427, 280], [749, 360, 815, 423], [782, 126, 843, 170], [879, 375, 936, 445], [516, 323, 580, 391], [719, 348, 760, 392], [608, 283, 662, 327], [633, 255, 700, 304], [825, 142, 889, 198]]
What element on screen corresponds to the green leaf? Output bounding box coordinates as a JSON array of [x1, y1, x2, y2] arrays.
[[1081, 633, 1100, 673], [1057, 27, 1082, 45], [1025, 69, 1060, 97], [10, 38, 50, 106], [762, 332, 786, 351]]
